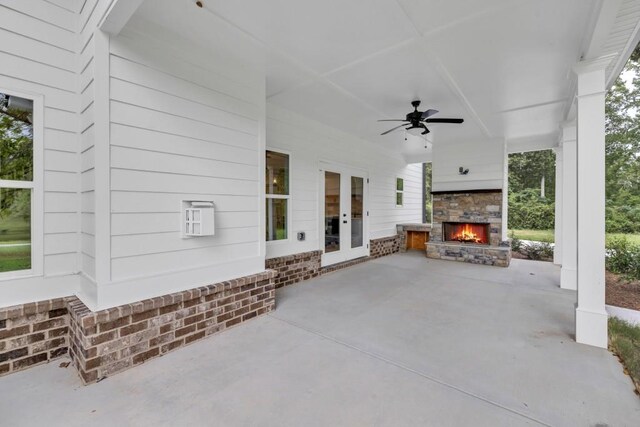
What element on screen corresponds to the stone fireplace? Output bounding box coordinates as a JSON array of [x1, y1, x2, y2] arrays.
[[426, 189, 510, 267], [443, 222, 490, 245]]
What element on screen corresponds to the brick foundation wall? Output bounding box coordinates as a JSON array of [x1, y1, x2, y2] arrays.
[[266, 236, 402, 285], [265, 250, 322, 289], [0, 298, 69, 377], [369, 235, 401, 258], [67, 270, 276, 384]]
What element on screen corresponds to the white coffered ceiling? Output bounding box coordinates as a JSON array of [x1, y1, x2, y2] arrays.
[[136, 0, 618, 160]]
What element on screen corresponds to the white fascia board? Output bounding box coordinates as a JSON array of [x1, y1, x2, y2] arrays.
[[99, 0, 145, 36]]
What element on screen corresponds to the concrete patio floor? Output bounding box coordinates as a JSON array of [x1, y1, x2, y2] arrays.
[[1, 253, 639, 426]]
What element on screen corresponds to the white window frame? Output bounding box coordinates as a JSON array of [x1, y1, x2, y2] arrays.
[[0, 88, 43, 280], [395, 176, 404, 207], [265, 148, 292, 244]]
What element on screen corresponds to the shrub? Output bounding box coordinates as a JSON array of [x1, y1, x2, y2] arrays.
[[520, 241, 554, 261], [508, 188, 555, 230], [606, 204, 640, 233], [509, 232, 522, 252], [606, 237, 640, 280]]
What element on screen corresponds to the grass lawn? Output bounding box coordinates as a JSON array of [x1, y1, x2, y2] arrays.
[[508, 229, 555, 243], [0, 217, 30, 244], [0, 244, 30, 272], [509, 229, 640, 245], [0, 217, 31, 272], [609, 317, 640, 394]]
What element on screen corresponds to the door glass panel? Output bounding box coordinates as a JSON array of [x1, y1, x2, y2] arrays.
[[325, 171, 340, 253], [351, 176, 363, 248]]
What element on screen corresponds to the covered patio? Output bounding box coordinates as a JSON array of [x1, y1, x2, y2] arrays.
[[2, 254, 639, 425]]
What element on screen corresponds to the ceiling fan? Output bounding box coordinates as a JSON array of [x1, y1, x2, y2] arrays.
[[379, 100, 464, 135]]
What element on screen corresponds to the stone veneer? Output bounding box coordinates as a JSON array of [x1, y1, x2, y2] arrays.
[[427, 190, 510, 267], [426, 241, 511, 267], [265, 250, 322, 289], [431, 190, 503, 246], [396, 223, 431, 252], [0, 298, 69, 377]]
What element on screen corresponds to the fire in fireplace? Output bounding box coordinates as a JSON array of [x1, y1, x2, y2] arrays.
[[443, 222, 490, 245]]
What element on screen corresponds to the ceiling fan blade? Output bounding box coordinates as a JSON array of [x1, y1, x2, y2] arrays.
[[421, 109, 439, 119], [381, 123, 410, 135], [425, 118, 464, 124], [377, 119, 410, 122], [419, 123, 430, 135]]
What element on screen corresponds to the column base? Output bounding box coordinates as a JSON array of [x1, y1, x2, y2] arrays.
[[575, 306, 608, 348], [560, 266, 577, 290], [553, 252, 562, 266]]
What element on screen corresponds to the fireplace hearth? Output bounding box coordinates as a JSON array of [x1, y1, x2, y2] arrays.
[[443, 222, 490, 245]]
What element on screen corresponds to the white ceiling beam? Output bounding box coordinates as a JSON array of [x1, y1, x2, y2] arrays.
[[506, 134, 560, 154], [99, 0, 145, 36]]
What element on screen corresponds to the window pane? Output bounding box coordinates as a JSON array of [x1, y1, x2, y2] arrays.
[[396, 191, 403, 206], [325, 171, 340, 253], [0, 188, 31, 272], [0, 93, 33, 181], [266, 198, 287, 241], [266, 151, 289, 195], [396, 178, 403, 191], [351, 176, 363, 248]]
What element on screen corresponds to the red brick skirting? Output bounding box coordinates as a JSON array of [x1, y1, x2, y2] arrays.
[[0, 298, 69, 377], [267, 236, 402, 288], [68, 270, 276, 384], [369, 235, 401, 258], [2, 236, 402, 382], [266, 250, 322, 289], [1, 270, 276, 384]]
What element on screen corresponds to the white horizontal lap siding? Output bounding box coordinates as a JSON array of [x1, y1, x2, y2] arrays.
[[76, 0, 117, 282], [432, 140, 505, 192], [0, 1, 80, 284], [108, 24, 264, 281], [266, 104, 422, 258], [368, 163, 423, 239]]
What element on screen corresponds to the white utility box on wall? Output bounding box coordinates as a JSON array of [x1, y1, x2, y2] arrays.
[[182, 201, 215, 237]]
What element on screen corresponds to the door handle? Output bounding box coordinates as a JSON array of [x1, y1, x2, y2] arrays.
[[343, 220, 348, 224]]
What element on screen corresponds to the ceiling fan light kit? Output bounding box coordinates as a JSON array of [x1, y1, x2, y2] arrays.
[[378, 100, 464, 136]]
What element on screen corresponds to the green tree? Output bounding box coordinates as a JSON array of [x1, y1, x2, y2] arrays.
[[0, 93, 33, 220], [605, 44, 640, 232], [509, 150, 556, 199], [424, 162, 432, 222]]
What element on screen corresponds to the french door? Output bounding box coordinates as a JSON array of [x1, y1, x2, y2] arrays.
[[320, 163, 369, 266]]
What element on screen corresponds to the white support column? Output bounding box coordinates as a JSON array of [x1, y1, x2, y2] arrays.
[[502, 139, 509, 240], [573, 55, 615, 348], [553, 147, 563, 265], [560, 124, 577, 290]]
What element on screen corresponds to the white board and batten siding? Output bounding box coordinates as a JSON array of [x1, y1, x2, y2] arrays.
[[0, 0, 81, 306], [97, 20, 266, 308], [266, 104, 423, 259]]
